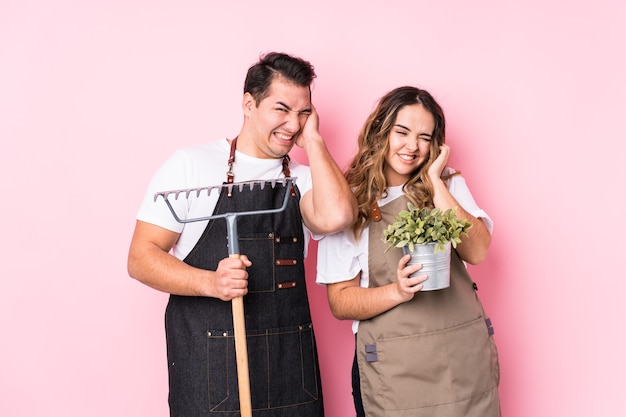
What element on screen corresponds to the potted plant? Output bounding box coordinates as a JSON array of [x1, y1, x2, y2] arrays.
[[382, 203, 472, 290]]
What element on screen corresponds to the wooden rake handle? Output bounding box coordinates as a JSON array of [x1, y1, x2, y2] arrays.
[[230, 254, 252, 417]]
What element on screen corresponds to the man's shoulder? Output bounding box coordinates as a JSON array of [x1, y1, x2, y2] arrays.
[[287, 158, 310, 175], [286, 159, 312, 195]]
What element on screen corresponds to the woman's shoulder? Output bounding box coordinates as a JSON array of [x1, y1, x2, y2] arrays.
[[443, 166, 459, 176]]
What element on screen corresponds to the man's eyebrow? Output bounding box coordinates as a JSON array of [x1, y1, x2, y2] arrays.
[[277, 101, 312, 113], [394, 123, 432, 137]]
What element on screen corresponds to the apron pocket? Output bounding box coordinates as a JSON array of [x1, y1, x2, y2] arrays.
[[370, 317, 496, 411], [238, 232, 275, 293], [207, 324, 320, 412]]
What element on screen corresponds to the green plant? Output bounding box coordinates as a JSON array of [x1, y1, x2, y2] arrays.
[[383, 203, 472, 253]]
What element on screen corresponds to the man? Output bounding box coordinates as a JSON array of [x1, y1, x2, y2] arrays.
[[128, 52, 357, 416]]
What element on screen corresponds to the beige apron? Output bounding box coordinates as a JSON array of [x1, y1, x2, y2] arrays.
[[357, 195, 500, 417]]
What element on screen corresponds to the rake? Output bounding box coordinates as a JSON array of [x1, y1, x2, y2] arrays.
[[154, 177, 296, 417]]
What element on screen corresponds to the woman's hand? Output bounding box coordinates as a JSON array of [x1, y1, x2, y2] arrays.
[[394, 254, 428, 302], [428, 143, 450, 181]]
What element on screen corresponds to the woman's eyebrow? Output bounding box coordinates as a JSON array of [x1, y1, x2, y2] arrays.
[[394, 123, 432, 137]]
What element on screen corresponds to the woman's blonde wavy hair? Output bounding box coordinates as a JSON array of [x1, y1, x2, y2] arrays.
[[345, 86, 453, 239]]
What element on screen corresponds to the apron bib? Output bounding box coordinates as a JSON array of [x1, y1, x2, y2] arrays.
[[357, 195, 500, 417], [165, 139, 324, 417]]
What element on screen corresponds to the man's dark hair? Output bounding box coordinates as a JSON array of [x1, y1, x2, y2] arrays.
[[244, 52, 316, 105]]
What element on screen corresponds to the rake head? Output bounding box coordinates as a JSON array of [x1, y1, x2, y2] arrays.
[[154, 177, 296, 225], [153, 178, 294, 203], [155, 177, 296, 257]]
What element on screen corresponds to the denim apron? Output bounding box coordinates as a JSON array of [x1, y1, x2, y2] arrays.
[[356, 195, 500, 417], [165, 140, 324, 417]]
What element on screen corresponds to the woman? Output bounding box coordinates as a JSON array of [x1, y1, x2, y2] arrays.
[[317, 86, 501, 416]]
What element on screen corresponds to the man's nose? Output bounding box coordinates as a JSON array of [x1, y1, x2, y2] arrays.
[[284, 111, 302, 132]]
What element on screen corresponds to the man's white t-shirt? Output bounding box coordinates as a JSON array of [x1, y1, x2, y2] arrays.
[[315, 168, 493, 333], [136, 138, 314, 260]]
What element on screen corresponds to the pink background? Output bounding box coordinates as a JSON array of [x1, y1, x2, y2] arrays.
[[1, 1, 625, 416]]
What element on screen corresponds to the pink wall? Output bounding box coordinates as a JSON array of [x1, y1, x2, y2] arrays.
[[2, 1, 625, 416]]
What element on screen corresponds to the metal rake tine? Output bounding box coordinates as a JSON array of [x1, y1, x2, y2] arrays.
[[199, 186, 210, 197]]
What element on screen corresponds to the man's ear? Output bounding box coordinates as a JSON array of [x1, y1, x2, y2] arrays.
[[242, 92, 255, 116]]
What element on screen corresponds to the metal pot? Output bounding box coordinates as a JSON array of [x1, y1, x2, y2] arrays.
[[403, 241, 451, 291]]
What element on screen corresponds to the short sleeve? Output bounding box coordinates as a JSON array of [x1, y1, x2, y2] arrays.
[[447, 173, 494, 235], [316, 228, 364, 285], [136, 150, 194, 233]]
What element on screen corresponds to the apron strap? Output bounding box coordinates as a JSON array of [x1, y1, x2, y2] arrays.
[[282, 154, 296, 197], [227, 137, 237, 185]]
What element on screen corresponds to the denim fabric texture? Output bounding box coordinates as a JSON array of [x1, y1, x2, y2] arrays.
[[165, 182, 324, 417]]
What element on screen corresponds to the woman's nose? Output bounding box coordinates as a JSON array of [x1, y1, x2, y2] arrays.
[[405, 136, 418, 151]]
